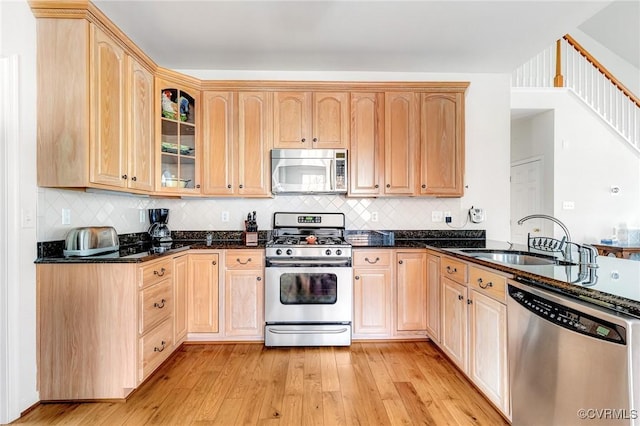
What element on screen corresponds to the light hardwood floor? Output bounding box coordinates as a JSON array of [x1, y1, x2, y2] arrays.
[[14, 341, 508, 425]]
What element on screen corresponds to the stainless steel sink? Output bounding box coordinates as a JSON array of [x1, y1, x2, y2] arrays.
[[458, 249, 563, 266]]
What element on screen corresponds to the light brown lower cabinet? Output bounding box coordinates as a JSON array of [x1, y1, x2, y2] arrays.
[[437, 258, 511, 418], [352, 250, 393, 338], [187, 253, 220, 333], [223, 250, 265, 338], [425, 252, 441, 343], [173, 254, 189, 344], [396, 251, 428, 334], [36, 256, 181, 400]]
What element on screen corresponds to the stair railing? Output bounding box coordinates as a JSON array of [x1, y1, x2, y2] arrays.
[[512, 34, 639, 152]]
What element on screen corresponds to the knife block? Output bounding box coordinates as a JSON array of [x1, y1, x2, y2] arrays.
[[243, 232, 258, 246]]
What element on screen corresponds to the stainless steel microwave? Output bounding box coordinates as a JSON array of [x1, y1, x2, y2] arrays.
[[271, 149, 348, 194]]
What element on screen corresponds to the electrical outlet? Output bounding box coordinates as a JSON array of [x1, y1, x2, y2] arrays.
[[371, 212, 379, 222], [61, 208, 71, 225], [432, 211, 443, 222], [562, 201, 575, 210], [139, 209, 146, 223], [444, 211, 452, 224], [221, 211, 229, 222]]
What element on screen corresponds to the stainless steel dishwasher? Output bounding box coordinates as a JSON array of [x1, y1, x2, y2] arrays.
[[508, 279, 640, 426]]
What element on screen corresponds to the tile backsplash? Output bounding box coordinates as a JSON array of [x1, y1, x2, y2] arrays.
[[38, 188, 470, 241]]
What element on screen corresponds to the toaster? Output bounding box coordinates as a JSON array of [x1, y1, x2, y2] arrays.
[[63, 226, 120, 257]]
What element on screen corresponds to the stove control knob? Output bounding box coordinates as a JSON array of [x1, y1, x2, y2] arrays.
[[276, 249, 282, 255], [325, 249, 332, 256], [336, 249, 342, 256], [286, 249, 293, 256]]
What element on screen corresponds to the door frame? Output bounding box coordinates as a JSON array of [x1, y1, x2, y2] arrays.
[[510, 156, 547, 244]]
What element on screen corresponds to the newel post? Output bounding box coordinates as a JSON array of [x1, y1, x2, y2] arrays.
[[554, 39, 564, 87]]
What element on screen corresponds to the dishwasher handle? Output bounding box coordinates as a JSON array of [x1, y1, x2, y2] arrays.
[[508, 284, 627, 345]]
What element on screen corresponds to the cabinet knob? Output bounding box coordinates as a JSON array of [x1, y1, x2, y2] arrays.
[[257, 276, 262, 281], [239, 184, 244, 189], [131, 176, 137, 182], [458, 295, 464, 301], [301, 138, 306, 143], [227, 184, 232, 189], [398, 260, 403, 265], [121, 174, 128, 180], [446, 266, 457, 274], [421, 184, 426, 189], [355, 275, 360, 280], [196, 184, 201, 189], [312, 137, 318, 143], [467, 299, 472, 305], [212, 261, 217, 265], [386, 184, 390, 188], [374, 184, 379, 188]]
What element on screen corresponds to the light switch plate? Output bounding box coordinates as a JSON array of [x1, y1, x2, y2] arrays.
[[61, 208, 71, 225]]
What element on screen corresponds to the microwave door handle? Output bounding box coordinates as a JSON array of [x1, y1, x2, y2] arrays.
[[329, 159, 335, 191]]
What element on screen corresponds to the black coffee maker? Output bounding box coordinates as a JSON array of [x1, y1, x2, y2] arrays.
[[148, 208, 171, 242]]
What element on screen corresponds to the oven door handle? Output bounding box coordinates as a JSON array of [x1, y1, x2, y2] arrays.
[[266, 258, 350, 267], [267, 327, 350, 335]]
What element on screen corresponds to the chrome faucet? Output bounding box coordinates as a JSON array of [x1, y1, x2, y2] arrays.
[[517, 214, 573, 261], [517, 214, 572, 242]]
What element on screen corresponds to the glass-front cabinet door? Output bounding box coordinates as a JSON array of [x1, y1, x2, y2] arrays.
[[157, 82, 200, 193]]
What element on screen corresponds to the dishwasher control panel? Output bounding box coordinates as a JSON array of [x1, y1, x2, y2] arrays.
[[509, 285, 627, 345]]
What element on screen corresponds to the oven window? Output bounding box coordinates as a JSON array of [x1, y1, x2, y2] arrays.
[[280, 272, 337, 304]]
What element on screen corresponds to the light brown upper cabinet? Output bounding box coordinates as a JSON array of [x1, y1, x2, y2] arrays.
[[273, 92, 350, 149], [349, 93, 385, 196], [156, 79, 201, 195], [384, 92, 420, 195], [419, 92, 465, 196], [36, 20, 155, 193], [202, 91, 273, 197]]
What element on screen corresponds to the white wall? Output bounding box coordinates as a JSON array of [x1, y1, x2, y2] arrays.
[[39, 73, 512, 242], [512, 88, 640, 244], [511, 110, 555, 235], [0, 0, 38, 423]]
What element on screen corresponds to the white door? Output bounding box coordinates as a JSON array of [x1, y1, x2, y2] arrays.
[[510, 159, 543, 244]]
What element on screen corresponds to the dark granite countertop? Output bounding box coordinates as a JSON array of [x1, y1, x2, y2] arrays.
[[431, 240, 640, 319]]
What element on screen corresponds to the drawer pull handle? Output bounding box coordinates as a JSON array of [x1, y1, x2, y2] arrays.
[[467, 299, 473, 305], [446, 266, 457, 274], [154, 341, 166, 352], [477, 278, 493, 289], [458, 295, 464, 301], [153, 299, 166, 309], [153, 268, 166, 277], [365, 257, 380, 264], [237, 257, 252, 265]]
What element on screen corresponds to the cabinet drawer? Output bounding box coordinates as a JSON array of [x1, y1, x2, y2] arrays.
[[139, 317, 173, 381], [225, 250, 264, 269], [141, 258, 173, 288], [353, 250, 392, 267], [441, 256, 468, 284], [469, 266, 507, 302], [139, 279, 172, 335]]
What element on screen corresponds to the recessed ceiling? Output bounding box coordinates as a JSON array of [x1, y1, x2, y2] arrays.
[[93, 0, 613, 73]]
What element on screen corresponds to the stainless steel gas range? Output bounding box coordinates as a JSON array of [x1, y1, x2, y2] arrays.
[[265, 212, 353, 347]]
